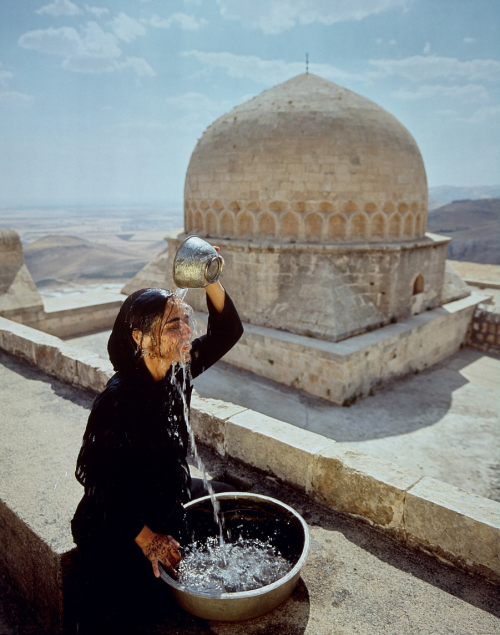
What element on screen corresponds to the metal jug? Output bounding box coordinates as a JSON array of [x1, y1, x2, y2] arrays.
[[173, 236, 224, 288]]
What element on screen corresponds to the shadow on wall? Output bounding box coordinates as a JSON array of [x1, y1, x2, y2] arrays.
[[193, 350, 485, 443]]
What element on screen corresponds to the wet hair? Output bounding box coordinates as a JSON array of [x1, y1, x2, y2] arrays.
[[107, 288, 175, 374]]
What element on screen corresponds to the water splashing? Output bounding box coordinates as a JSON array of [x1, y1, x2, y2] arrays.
[[166, 536, 292, 595]]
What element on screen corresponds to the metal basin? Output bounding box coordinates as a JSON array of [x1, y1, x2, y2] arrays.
[[161, 493, 310, 622]]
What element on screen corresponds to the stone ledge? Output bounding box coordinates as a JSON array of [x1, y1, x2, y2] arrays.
[[225, 410, 334, 493], [0, 316, 114, 393], [0, 314, 499, 593], [311, 444, 421, 536], [405, 477, 500, 580]]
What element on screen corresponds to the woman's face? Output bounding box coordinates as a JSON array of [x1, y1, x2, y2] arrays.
[[134, 297, 195, 367], [157, 298, 194, 364]]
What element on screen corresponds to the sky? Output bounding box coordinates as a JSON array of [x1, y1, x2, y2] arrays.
[[0, 0, 499, 208]]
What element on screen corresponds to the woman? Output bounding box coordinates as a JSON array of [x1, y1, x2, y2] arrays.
[[71, 265, 243, 633]]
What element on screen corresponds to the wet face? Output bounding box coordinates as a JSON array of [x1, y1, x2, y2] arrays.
[[133, 297, 194, 368], [157, 298, 194, 365]]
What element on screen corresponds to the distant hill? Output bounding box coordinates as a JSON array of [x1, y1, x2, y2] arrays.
[[428, 185, 500, 210], [24, 235, 149, 284], [427, 198, 500, 264]]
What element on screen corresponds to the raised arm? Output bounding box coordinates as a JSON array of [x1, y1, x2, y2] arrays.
[[189, 283, 243, 379]]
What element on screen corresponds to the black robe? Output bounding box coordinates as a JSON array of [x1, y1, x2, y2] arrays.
[[71, 292, 243, 550]]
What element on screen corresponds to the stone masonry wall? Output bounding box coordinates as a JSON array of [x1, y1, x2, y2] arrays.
[[467, 305, 500, 354], [167, 232, 449, 343]]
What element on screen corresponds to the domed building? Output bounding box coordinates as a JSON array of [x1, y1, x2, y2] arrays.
[[159, 73, 472, 403], [184, 73, 428, 245], [167, 73, 467, 344]]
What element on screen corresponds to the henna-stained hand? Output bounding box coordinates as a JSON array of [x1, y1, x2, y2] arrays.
[[139, 533, 181, 578]]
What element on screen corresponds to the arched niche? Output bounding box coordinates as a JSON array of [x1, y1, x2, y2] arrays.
[[328, 214, 346, 241], [236, 211, 254, 239], [415, 212, 423, 236], [212, 200, 224, 212], [220, 212, 234, 238], [258, 212, 276, 239], [194, 210, 204, 234], [206, 211, 218, 237], [389, 213, 402, 239], [364, 202, 377, 213], [185, 209, 194, 232], [371, 213, 386, 240], [413, 274, 424, 295], [305, 213, 323, 242], [351, 213, 368, 240], [403, 213, 414, 238], [281, 212, 299, 240]]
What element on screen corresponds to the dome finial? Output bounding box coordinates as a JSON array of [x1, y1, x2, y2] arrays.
[[306, 52, 309, 74]]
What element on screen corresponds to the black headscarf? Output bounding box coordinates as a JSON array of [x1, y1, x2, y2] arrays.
[[107, 288, 175, 376]]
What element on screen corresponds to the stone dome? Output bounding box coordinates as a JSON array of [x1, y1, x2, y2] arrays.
[[184, 73, 428, 244]]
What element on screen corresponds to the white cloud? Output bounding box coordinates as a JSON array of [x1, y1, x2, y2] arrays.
[[423, 42, 431, 54], [389, 38, 397, 45], [19, 22, 154, 77], [368, 55, 500, 83], [36, 0, 82, 16], [110, 12, 146, 42], [119, 120, 167, 131], [216, 0, 406, 34], [460, 104, 500, 123], [19, 26, 82, 57], [166, 91, 223, 111], [147, 13, 207, 30], [121, 56, 156, 77], [0, 91, 35, 107], [392, 83, 489, 103], [463, 37, 475, 44], [182, 50, 370, 85], [85, 5, 110, 18], [435, 108, 458, 117], [0, 68, 14, 88], [376, 37, 383, 44]]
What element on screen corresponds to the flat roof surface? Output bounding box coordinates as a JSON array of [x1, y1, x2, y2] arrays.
[[1, 351, 499, 634]]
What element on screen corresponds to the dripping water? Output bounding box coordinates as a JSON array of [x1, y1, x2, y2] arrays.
[[171, 360, 228, 558]]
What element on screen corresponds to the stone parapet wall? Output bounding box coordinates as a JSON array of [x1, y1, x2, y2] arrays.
[[467, 305, 500, 354], [6, 300, 123, 340]]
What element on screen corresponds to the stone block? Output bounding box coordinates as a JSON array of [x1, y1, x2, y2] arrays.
[[405, 477, 500, 582], [225, 410, 333, 492], [312, 444, 421, 533], [190, 394, 247, 456]]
